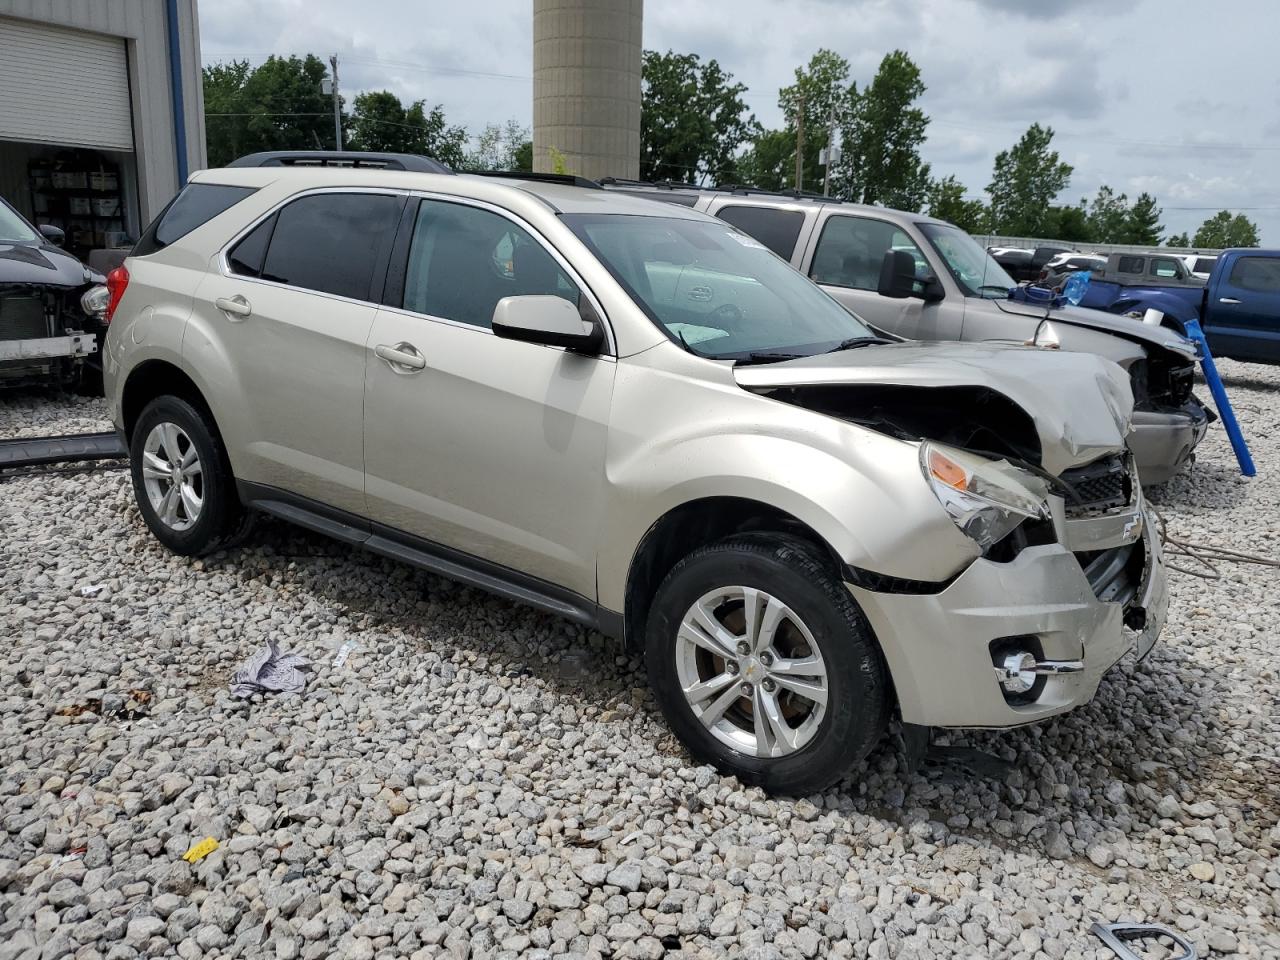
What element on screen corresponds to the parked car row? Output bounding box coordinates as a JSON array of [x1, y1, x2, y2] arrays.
[[103, 153, 1187, 792]]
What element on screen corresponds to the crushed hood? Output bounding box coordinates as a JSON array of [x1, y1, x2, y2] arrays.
[[0, 241, 98, 289], [993, 298, 1197, 359], [734, 341, 1135, 475]]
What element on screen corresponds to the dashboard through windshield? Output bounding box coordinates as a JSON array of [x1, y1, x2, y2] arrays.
[[563, 213, 877, 360]]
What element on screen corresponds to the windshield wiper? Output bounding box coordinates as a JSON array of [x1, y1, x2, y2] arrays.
[[977, 284, 1013, 296], [823, 336, 891, 354], [736, 351, 808, 365]]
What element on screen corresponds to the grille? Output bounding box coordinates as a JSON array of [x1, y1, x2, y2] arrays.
[[1060, 454, 1132, 516], [0, 294, 48, 342]]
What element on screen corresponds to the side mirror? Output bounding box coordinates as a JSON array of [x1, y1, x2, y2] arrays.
[[38, 223, 65, 246], [877, 249, 942, 301], [492, 295, 604, 354]]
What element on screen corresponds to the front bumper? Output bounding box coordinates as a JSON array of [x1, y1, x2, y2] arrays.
[[849, 506, 1167, 728], [1128, 398, 1211, 485]]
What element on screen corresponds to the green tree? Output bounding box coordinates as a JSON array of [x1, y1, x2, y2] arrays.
[[1166, 231, 1190, 248], [1192, 210, 1260, 248], [734, 129, 796, 191], [1087, 185, 1130, 243], [346, 91, 468, 168], [203, 55, 334, 166], [464, 120, 530, 171], [1123, 192, 1163, 245], [838, 51, 931, 210], [513, 140, 533, 172], [986, 123, 1073, 236], [779, 50, 856, 191], [926, 176, 986, 233], [641, 50, 759, 184], [1044, 201, 1094, 242]]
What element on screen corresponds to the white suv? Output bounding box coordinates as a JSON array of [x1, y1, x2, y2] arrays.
[[103, 153, 1167, 793]]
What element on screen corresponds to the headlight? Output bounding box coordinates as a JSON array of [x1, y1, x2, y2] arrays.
[[81, 285, 110, 318], [920, 441, 1049, 549]]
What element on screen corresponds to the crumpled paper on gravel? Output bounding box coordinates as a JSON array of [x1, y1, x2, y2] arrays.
[[230, 640, 311, 697]]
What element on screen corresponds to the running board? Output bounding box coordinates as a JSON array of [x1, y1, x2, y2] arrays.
[[0, 431, 127, 468], [240, 482, 609, 634]]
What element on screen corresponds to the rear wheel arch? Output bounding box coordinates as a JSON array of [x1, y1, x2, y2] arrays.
[[121, 360, 213, 443], [622, 496, 847, 653]]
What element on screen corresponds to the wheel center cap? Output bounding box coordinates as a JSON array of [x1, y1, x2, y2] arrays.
[[742, 657, 761, 680], [171, 466, 182, 484]]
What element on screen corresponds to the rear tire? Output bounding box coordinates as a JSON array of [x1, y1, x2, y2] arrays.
[[129, 395, 251, 556], [645, 536, 891, 795]]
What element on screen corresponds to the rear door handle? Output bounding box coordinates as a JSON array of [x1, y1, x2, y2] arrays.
[[215, 295, 252, 318], [375, 342, 426, 372], [1219, 297, 1242, 305]]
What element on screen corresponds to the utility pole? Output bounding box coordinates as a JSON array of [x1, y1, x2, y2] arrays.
[[822, 100, 836, 197], [329, 54, 343, 150], [794, 92, 804, 193]]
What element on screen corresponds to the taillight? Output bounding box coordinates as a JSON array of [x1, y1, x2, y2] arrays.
[[105, 266, 129, 323]]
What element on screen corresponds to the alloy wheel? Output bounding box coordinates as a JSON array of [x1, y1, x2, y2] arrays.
[[140, 421, 204, 531], [675, 585, 829, 758]]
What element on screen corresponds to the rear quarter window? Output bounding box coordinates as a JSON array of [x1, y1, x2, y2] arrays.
[[714, 205, 805, 259], [133, 183, 257, 256]]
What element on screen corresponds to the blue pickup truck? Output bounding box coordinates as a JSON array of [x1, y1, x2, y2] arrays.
[[1077, 249, 1280, 364]]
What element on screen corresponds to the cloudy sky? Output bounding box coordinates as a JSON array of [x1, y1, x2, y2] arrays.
[[198, 0, 1280, 242]]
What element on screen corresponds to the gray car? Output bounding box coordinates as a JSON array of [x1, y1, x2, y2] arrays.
[[104, 156, 1167, 793], [602, 183, 1210, 485]]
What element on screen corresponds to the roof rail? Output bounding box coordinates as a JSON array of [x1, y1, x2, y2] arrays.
[[714, 183, 841, 203], [598, 177, 707, 192], [226, 151, 453, 174], [468, 170, 603, 190]]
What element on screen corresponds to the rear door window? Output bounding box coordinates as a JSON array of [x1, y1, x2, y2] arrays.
[[714, 205, 805, 260], [1227, 256, 1280, 293], [259, 193, 402, 301], [1117, 255, 1146, 275], [227, 214, 276, 277], [134, 183, 257, 255], [810, 215, 925, 290]]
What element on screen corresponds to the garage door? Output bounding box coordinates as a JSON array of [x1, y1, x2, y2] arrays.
[[0, 17, 133, 151]]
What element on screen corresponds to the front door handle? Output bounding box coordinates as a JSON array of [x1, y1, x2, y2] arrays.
[[215, 295, 252, 318], [375, 342, 426, 372], [1219, 297, 1242, 305]]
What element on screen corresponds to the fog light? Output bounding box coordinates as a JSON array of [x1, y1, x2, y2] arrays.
[[996, 651, 1038, 694], [993, 651, 1086, 695]]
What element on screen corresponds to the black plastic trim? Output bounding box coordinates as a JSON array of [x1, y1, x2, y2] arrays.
[[0, 431, 127, 468], [843, 563, 956, 595], [236, 481, 619, 636], [469, 170, 602, 189]]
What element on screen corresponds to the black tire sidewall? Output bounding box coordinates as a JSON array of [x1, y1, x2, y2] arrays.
[[646, 540, 888, 794], [129, 396, 236, 556]]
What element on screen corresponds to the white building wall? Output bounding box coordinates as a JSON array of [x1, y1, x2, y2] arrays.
[[0, 0, 205, 222]]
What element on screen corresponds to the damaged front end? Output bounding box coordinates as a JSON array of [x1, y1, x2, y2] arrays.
[[735, 340, 1168, 728]]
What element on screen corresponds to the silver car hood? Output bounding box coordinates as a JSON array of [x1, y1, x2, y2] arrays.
[[734, 341, 1135, 475], [990, 299, 1197, 358]]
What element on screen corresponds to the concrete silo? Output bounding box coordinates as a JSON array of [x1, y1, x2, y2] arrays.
[[532, 0, 643, 181]]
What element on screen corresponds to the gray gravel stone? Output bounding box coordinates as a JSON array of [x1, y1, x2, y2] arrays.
[[2, 377, 1278, 958]]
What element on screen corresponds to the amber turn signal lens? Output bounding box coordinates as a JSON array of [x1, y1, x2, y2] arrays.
[[927, 449, 968, 490]]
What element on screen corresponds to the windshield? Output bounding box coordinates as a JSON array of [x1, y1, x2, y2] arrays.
[[0, 200, 39, 244], [563, 214, 875, 359], [919, 222, 1015, 298]]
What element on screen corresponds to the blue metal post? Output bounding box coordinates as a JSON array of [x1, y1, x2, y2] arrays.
[[1183, 317, 1255, 477], [165, 0, 189, 186]]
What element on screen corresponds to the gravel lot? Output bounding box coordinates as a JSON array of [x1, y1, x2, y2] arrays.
[[2, 363, 1278, 960]]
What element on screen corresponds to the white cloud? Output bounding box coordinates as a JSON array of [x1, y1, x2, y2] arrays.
[[197, 0, 1280, 240]]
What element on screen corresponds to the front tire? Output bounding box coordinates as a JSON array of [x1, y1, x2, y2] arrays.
[[129, 395, 249, 556], [646, 536, 891, 794]]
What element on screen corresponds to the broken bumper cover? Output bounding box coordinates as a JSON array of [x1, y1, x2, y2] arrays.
[[1128, 399, 1211, 485], [848, 507, 1167, 728]]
